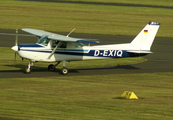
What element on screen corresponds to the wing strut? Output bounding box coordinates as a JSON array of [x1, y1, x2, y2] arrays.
[[48, 41, 62, 59]]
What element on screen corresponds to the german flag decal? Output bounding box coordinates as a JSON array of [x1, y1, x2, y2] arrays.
[[144, 30, 148, 33]]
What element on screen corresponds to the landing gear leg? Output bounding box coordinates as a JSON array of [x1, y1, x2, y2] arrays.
[[48, 62, 61, 72], [24, 61, 33, 74], [61, 61, 68, 75]]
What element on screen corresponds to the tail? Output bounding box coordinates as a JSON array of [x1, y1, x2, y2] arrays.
[[128, 22, 160, 53]]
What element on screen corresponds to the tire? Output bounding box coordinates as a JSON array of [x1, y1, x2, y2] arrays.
[[24, 67, 31, 74], [48, 64, 55, 72], [61, 67, 68, 75]]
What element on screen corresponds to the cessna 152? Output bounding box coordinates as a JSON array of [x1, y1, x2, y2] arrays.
[[11, 21, 160, 75]]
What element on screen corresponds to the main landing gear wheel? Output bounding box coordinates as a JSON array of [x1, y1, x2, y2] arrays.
[[24, 67, 31, 74], [48, 64, 55, 71], [61, 67, 68, 75]]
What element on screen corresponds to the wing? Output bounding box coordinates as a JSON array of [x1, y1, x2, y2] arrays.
[[22, 28, 100, 44]]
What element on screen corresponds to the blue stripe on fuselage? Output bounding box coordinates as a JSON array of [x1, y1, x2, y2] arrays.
[[19, 44, 43, 47], [19, 47, 149, 58]]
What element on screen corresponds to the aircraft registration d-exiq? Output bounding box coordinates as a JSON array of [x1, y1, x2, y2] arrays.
[[11, 21, 160, 75]]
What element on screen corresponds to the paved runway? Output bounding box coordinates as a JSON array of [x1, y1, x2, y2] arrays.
[[23, 0, 173, 9], [0, 29, 173, 78]]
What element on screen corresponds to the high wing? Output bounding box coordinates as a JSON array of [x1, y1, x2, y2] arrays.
[[22, 28, 100, 44]]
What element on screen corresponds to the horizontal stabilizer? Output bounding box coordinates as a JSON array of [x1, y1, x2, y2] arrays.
[[127, 50, 153, 54]]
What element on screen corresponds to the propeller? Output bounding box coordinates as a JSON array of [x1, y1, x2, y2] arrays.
[[14, 29, 18, 65], [14, 51, 17, 65], [15, 29, 18, 46]]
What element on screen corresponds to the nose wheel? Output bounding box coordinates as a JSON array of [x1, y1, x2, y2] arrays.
[[24, 61, 33, 74], [24, 66, 31, 74]]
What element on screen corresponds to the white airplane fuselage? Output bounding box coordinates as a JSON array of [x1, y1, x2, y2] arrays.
[[16, 42, 144, 62]]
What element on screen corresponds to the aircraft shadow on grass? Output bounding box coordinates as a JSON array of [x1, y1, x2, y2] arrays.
[[1, 64, 139, 74], [73, 64, 139, 71]]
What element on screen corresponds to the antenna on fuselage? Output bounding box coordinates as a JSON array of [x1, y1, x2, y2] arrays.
[[66, 28, 76, 37]]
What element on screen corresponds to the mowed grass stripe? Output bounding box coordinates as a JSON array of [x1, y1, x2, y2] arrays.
[[0, 0, 172, 37], [0, 73, 173, 119]]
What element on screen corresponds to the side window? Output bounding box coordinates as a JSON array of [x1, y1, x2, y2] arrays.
[[51, 41, 67, 48], [72, 42, 84, 48], [59, 42, 67, 48], [52, 40, 59, 48]]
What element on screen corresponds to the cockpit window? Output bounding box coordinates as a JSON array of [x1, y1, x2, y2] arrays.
[[37, 36, 50, 46]]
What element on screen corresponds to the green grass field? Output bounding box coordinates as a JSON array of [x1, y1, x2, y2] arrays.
[[0, 0, 173, 37], [1, 73, 173, 119], [0, 0, 173, 119]]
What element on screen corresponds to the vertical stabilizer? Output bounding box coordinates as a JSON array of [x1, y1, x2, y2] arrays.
[[130, 22, 160, 51]]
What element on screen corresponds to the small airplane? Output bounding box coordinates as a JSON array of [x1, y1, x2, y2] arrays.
[[11, 21, 160, 75]]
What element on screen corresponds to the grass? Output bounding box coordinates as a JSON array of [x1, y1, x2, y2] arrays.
[[0, 73, 173, 119], [0, 0, 173, 37]]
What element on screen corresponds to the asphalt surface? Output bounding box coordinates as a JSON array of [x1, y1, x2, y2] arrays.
[[22, 0, 173, 9], [0, 29, 173, 78]]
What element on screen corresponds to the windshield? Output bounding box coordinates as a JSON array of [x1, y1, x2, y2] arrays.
[[37, 36, 50, 46]]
